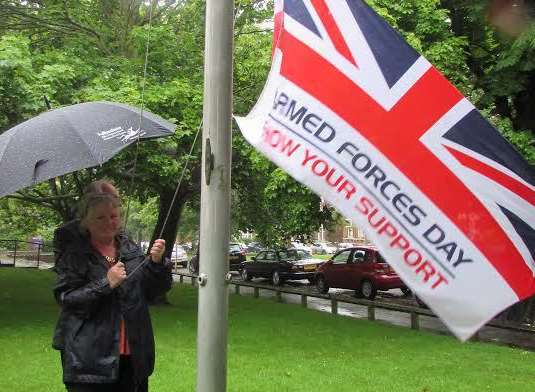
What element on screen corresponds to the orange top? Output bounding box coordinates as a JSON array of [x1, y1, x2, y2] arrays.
[[120, 319, 130, 355], [102, 254, 130, 356]]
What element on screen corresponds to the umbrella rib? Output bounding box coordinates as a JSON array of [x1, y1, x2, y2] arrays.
[[59, 112, 103, 165]]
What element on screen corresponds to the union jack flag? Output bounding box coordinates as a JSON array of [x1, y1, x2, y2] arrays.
[[237, 0, 535, 339]]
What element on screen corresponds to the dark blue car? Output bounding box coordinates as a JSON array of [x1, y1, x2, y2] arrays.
[[240, 248, 323, 286]]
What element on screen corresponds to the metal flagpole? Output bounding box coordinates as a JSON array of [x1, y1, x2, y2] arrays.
[[197, 1, 234, 391]]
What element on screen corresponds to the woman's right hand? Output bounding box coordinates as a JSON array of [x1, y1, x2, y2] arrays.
[[107, 262, 126, 289]]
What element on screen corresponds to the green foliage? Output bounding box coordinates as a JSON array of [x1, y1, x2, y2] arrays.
[[0, 198, 60, 241], [424, 36, 472, 92], [495, 22, 535, 71], [123, 197, 158, 243], [175, 202, 200, 241], [0, 1, 212, 242], [489, 115, 535, 165], [0, 35, 41, 128], [439, 0, 535, 135], [233, 30, 272, 115], [232, 139, 336, 246]]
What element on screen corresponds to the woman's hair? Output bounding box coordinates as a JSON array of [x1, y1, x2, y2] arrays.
[[78, 180, 121, 227], [83, 179, 119, 198]]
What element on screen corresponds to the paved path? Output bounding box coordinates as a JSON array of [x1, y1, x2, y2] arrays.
[[0, 257, 53, 269]]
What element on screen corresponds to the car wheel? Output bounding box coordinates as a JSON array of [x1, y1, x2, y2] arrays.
[[271, 270, 283, 286], [316, 276, 329, 294], [241, 268, 252, 281], [360, 280, 377, 300], [401, 287, 412, 296]]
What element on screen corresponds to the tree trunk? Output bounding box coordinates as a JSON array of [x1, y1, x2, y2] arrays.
[[512, 72, 535, 133], [150, 187, 187, 257], [493, 95, 512, 118], [147, 186, 188, 305]]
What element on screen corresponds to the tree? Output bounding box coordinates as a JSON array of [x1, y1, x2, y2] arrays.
[[231, 136, 338, 246], [1, 0, 533, 273], [439, 0, 535, 161], [0, 35, 42, 128], [0, 197, 60, 242], [0, 0, 276, 256], [123, 197, 158, 244]]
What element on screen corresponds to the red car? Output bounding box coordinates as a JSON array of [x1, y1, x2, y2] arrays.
[[314, 246, 409, 299]]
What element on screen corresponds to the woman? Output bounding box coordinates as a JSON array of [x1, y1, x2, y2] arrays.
[[53, 180, 120, 265], [52, 182, 172, 392]]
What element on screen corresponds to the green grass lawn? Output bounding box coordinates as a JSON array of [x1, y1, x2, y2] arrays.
[[1, 268, 534, 391], [312, 253, 332, 260]]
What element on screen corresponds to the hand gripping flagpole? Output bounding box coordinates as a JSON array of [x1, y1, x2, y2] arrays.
[[197, 1, 234, 391]]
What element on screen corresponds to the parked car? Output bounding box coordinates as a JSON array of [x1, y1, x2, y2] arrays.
[[314, 246, 409, 299], [240, 248, 323, 286], [229, 243, 247, 269], [336, 242, 357, 250], [245, 242, 264, 253], [181, 242, 193, 252], [140, 241, 150, 253], [188, 243, 246, 273], [290, 241, 313, 253], [171, 244, 188, 268], [310, 242, 337, 254]]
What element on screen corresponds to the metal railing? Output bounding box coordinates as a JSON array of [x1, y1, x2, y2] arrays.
[[0, 239, 54, 268], [172, 271, 535, 343]]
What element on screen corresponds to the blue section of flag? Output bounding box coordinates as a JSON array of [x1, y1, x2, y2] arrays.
[[499, 205, 535, 267], [444, 109, 535, 187], [284, 0, 321, 38], [346, 0, 419, 88]]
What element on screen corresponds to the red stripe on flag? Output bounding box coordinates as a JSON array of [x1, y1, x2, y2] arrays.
[[273, 10, 284, 57], [278, 31, 534, 298], [446, 146, 535, 205], [310, 0, 358, 67]]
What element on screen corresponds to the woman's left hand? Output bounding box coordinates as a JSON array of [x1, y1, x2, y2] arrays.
[[150, 239, 166, 263]]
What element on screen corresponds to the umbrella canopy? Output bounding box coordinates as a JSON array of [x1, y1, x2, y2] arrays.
[[0, 101, 175, 198]]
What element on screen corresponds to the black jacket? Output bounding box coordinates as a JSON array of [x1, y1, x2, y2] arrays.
[[53, 219, 83, 265], [52, 231, 172, 384]]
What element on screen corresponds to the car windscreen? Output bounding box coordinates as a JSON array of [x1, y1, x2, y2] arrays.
[[376, 252, 387, 263], [229, 244, 241, 252], [279, 249, 311, 261]]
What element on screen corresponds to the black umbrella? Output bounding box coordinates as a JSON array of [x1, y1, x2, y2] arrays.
[[0, 101, 175, 198]]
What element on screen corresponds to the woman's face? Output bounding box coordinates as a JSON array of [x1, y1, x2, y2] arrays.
[[85, 201, 121, 241]]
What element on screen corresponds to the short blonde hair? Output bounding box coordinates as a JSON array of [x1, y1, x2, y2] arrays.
[[83, 180, 119, 198], [78, 183, 122, 231]]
